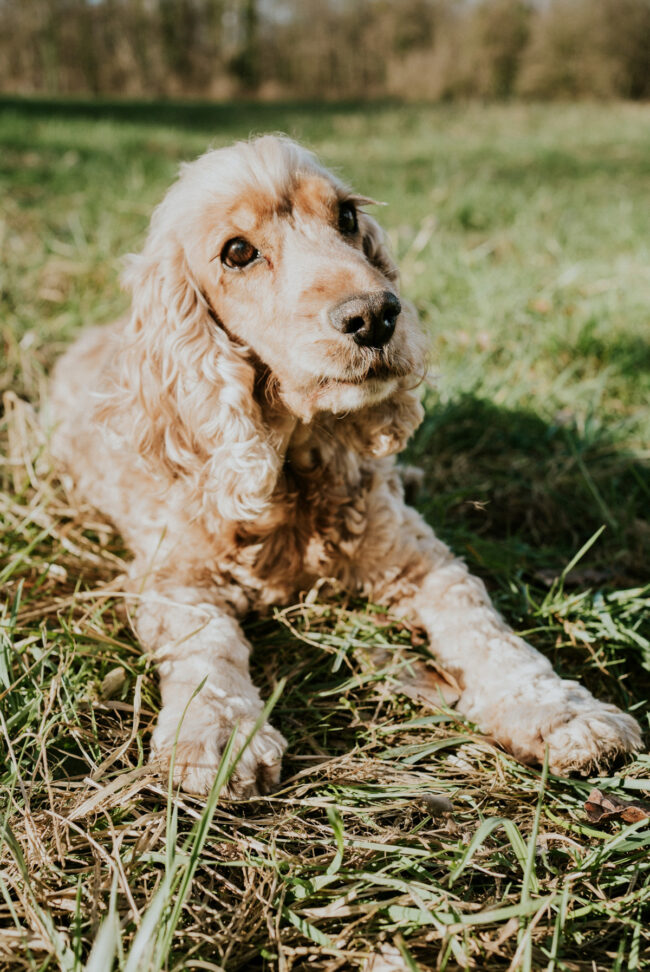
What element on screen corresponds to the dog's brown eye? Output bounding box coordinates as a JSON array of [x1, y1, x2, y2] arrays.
[[338, 202, 358, 236], [221, 237, 259, 268]]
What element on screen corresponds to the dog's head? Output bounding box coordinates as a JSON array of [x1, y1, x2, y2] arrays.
[[108, 137, 429, 522]]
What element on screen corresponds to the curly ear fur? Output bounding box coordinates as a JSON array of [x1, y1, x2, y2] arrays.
[[98, 233, 281, 524]]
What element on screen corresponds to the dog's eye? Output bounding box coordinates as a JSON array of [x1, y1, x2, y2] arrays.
[[338, 202, 358, 236], [221, 237, 259, 268]]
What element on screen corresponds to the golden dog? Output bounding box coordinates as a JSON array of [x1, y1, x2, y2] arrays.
[[50, 136, 641, 796]]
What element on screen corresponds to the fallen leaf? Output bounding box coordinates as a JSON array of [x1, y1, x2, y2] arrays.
[[584, 788, 650, 825], [399, 661, 462, 706]]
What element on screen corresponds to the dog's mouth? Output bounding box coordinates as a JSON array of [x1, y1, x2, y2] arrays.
[[332, 353, 410, 386]]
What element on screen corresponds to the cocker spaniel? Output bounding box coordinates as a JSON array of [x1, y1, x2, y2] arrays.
[[50, 136, 641, 796]]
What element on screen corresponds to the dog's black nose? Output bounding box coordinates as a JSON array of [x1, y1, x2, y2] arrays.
[[328, 291, 400, 348]]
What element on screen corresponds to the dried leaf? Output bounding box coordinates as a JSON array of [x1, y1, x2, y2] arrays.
[[399, 661, 462, 706], [584, 788, 650, 825]]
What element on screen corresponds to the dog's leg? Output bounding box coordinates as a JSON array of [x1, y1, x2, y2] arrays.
[[365, 505, 641, 775], [135, 581, 286, 797]]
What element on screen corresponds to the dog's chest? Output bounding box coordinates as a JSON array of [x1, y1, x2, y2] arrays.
[[218, 455, 380, 606]]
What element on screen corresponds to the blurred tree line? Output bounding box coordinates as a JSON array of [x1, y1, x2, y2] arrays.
[[0, 0, 648, 100]]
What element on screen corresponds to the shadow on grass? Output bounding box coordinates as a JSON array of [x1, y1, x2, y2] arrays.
[[572, 330, 650, 378], [407, 394, 650, 585]]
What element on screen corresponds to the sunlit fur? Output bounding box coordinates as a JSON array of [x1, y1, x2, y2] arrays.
[[50, 136, 641, 797]]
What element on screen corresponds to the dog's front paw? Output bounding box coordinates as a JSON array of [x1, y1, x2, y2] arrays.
[[543, 696, 642, 776], [151, 706, 287, 798], [469, 680, 642, 777]]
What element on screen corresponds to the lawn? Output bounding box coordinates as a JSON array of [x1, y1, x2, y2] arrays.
[[1, 97, 649, 971]]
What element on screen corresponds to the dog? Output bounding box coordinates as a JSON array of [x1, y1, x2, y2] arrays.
[[49, 135, 641, 796]]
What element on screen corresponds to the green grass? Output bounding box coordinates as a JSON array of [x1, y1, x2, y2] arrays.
[[1, 97, 649, 970]]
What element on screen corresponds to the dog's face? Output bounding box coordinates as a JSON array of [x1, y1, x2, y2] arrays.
[[166, 137, 427, 421]]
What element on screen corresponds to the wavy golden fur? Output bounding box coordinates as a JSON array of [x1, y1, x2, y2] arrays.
[[50, 136, 640, 796]]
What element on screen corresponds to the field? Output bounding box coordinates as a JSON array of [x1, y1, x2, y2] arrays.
[[1, 97, 650, 970]]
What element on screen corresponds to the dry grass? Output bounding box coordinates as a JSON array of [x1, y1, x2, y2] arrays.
[[1, 99, 649, 970]]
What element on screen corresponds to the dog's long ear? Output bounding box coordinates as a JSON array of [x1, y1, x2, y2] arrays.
[[98, 231, 281, 524], [359, 210, 400, 286]]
